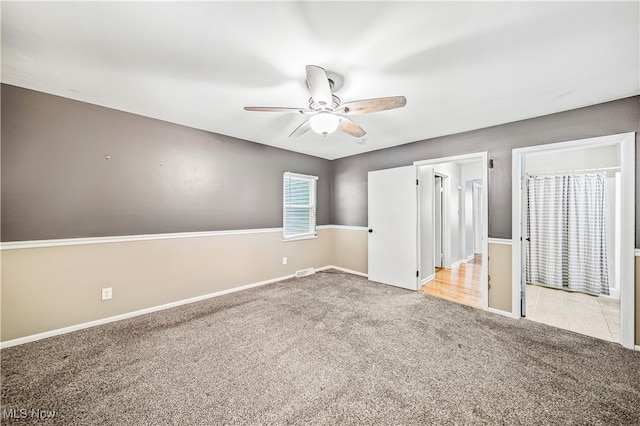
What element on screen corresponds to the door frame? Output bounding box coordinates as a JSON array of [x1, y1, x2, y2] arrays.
[[511, 132, 635, 349], [434, 173, 447, 269], [414, 152, 489, 310], [472, 181, 482, 254]]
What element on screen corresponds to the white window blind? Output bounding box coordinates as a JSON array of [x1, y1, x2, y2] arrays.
[[283, 172, 318, 241]]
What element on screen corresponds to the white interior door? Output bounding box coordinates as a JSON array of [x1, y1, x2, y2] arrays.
[[368, 165, 418, 290]]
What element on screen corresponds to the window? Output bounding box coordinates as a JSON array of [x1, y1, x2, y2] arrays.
[[283, 172, 317, 241]]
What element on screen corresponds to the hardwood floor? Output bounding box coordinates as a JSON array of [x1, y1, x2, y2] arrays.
[[419, 255, 483, 309]]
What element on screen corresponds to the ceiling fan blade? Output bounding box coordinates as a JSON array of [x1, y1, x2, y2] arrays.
[[244, 106, 307, 114], [289, 120, 312, 138], [338, 117, 367, 138], [340, 96, 407, 115], [306, 65, 333, 106]]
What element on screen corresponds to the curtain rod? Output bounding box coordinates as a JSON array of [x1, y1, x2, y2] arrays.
[[525, 166, 620, 177]]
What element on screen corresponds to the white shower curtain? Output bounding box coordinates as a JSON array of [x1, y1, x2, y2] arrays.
[[526, 172, 609, 295]]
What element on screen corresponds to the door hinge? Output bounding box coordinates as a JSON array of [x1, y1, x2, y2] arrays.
[[416, 270, 419, 277], [416, 179, 419, 185]]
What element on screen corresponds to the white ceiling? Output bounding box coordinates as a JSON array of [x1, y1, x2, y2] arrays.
[[2, 2, 638, 160]]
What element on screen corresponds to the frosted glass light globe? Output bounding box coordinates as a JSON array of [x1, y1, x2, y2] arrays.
[[309, 112, 340, 136]]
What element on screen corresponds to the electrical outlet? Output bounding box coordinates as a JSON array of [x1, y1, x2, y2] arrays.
[[101, 287, 112, 301], [282, 257, 287, 265]]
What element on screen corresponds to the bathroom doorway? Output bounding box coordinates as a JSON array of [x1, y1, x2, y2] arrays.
[[512, 133, 635, 348]]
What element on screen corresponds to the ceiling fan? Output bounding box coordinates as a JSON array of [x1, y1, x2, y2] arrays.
[[244, 65, 407, 138]]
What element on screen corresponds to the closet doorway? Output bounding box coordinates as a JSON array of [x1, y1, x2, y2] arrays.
[[512, 133, 635, 348], [415, 153, 488, 310]]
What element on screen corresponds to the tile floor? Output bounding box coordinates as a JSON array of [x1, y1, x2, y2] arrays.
[[525, 284, 620, 343]]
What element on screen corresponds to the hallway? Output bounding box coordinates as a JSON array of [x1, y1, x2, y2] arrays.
[[419, 255, 482, 309]]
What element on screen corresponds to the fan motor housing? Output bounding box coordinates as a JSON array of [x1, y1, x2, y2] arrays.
[[309, 95, 341, 112]]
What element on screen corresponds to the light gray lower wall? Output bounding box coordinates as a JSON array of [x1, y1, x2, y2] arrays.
[[1, 228, 334, 342], [331, 228, 368, 274], [1, 84, 331, 242], [331, 96, 640, 245], [487, 242, 513, 313]]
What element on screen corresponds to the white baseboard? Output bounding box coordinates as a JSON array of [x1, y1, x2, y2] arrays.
[[465, 255, 475, 263], [450, 260, 463, 269], [1, 272, 301, 349], [326, 265, 368, 277], [487, 307, 517, 319], [635, 345, 640, 352], [421, 274, 435, 285]]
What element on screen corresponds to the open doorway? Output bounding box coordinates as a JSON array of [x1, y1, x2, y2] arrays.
[[512, 133, 635, 348], [414, 153, 488, 310]]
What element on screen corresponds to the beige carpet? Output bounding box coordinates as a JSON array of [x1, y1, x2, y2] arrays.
[[2, 270, 640, 425]]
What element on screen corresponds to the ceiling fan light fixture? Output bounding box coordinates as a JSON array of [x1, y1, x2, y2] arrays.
[[309, 112, 340, 136], [244, 65, 405, 138]]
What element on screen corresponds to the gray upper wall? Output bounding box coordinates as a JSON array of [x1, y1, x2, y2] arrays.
[[3, 84, 639, 246], [331, 96, 640, 246], [1, 84, 331, 241]]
